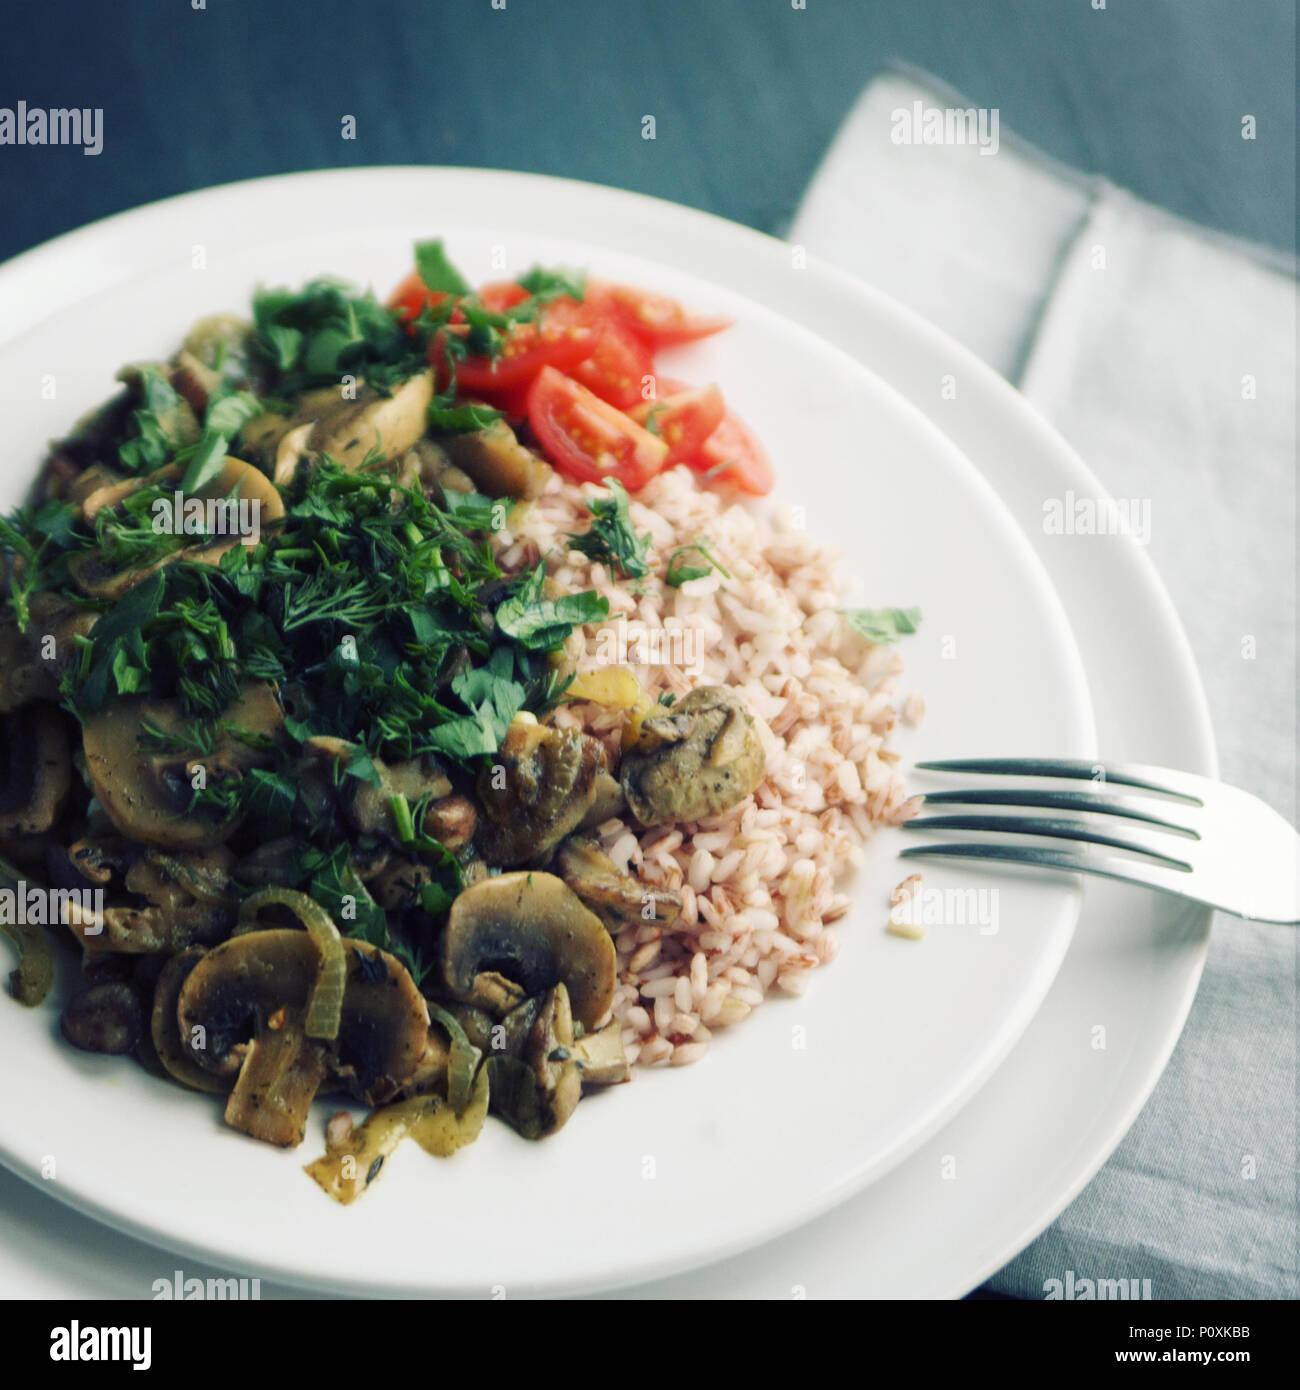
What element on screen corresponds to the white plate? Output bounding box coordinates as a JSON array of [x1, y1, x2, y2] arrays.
[[0, 173, 1095, 1296]]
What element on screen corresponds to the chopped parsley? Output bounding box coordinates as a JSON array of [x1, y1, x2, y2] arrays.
[[414, 238, 471, 297], [840, 606, 922, 644], [494, 561, 609, 649], [566, 480, 652, 580], [665, 537, 729, 587]]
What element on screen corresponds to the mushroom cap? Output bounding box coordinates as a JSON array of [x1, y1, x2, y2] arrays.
[[175, 928, 429, 1104], [82, 682, 283, 848], [0, 704, 73, 837], [620, 685, 765, 826], [441, 872, 616, 1032], [475, 719, 605, 866]]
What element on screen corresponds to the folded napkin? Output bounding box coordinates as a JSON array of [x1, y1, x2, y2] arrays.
[[792, 68, 1298, 1300]]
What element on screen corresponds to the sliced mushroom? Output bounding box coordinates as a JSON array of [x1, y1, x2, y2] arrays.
[[176, 929, 430, 1146], [82, 682, 283, 848], [369, 856, 434, 913], [61, 980, 145, 1055], [68, 458, 284, 601], [272, 421, 316, 486], [345, 754, 455, 844], [573, 1018, 629, 1086], [171, 316, 256, 413], [486, 983, 581, 1139], [441, 872, 616, 1031], [235, 837, 303, 889], [555, 836, 681, 931], [69, 464, 149, 523], [309, 371, 436, 470], [436, 418, 552, 500], [0, 705, 73, 837], [0, 594, 98, 711], [439, 995, 539, 1061], [475, 715, 606, 866], [150, 947, 229, 1093], [181, 314, 256, 376], [620, 685, 766, 826], [392, 439, 475, 502], [577, 767, 627, 831], [63, 846, 236, 956], [47, 837, 136, 893], [117, 362, 201, 452]]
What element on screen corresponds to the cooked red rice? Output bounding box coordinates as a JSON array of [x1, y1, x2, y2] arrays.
[[494, 465, 920, 1070]]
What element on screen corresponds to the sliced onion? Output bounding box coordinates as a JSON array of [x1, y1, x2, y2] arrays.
[[427, 1002, 483, 1114], [238, 888, 346, 1042]]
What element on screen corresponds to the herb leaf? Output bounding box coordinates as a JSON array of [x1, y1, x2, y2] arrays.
[[840, 606, 923, 644], [495, 563, 609, 650], [415, 239, 470, 297], [665, 537, 729, 588], [516, 265, 586, 303], [428, 403, 503, 434], [566, 480, 651, 580]]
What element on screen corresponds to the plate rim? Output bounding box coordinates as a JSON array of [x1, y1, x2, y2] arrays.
[[0, 165, 1213, 1298]]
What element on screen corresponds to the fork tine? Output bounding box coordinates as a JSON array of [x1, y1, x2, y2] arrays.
[[917, 788, 1199, 836], [902, 814, 1195, 869], [897, 841, 1201, 898], [913, 758, 1203, 805]]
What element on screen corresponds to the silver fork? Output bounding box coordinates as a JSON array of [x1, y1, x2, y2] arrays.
[[900, 759, 1299, 924]]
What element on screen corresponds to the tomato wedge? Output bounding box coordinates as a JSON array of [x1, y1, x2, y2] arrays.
[[451, 297, 599, 393], [690, 405, 774, 496], [387, 271, 459, 329], [629, 384, 725, 467], [570, 316, 654, 409], [587, 279, 731, 348], [527, 366, 668, 490], [477, 281, 531, 313]]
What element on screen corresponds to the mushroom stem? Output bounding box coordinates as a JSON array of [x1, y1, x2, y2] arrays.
[[225, 1015, 328, 1148]]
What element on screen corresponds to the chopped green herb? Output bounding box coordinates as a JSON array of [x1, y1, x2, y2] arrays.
[[494, 562, 609, 650], [840, 606, 923, 644], [414, 239, 471, 297], [515, 265, 587, 303], [428, 402, 504, 434], [566, 480, 652, 580], [665, 537, 729, 587]]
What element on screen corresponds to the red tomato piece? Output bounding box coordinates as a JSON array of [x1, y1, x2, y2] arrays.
[[477, 281, 531, 313], [527, 366, 669, 490], [387, 271, 459, 329], [586, 279, 732, 348], [690, 405, 775, 496], [453, 297, 599, 392], [570, 316, 655, 409], [628, 384, 725, 467]]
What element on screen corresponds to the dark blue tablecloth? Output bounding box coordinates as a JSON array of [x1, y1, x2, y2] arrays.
[[0, 0, 1293, 265]]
